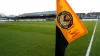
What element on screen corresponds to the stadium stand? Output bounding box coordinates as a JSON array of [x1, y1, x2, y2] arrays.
[[0, 11, 100, 21]]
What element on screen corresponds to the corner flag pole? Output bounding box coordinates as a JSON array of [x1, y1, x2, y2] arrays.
[[55, 26, 68, 56]]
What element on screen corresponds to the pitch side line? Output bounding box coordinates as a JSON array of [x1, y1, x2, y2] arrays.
[[85, 19, 98, 56]]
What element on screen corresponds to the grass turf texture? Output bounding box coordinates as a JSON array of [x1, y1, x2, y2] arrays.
[[0, 21, 55, 56], [0, 21, 97, 56], [90, 20, 100, 56]]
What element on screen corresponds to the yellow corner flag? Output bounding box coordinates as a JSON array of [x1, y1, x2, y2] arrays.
[[56, 0, 88, 43]]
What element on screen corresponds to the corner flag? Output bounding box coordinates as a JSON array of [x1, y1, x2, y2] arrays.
[[56, 0, 88, 56]]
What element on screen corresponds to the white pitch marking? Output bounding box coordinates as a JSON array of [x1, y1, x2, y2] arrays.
[[85, 19, 98, 56]]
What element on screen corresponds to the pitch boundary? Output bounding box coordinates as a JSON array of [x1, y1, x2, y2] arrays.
[[85, 19, 98, 56]]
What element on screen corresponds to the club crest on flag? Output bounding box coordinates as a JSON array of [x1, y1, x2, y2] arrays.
[[57, 11, 73, 29]]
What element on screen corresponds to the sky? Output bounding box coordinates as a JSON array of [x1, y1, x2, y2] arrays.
[[0, 0, 100, 16], [67, 0, 100, 13]]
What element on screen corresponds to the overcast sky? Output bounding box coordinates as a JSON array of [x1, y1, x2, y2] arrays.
[[0, 0, 99, 16]]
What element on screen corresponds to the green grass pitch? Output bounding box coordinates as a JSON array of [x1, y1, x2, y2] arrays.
[[0, 20, 99, 56]]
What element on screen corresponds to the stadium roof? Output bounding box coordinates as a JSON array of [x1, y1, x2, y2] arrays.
[[19, 11, 56, 17]]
